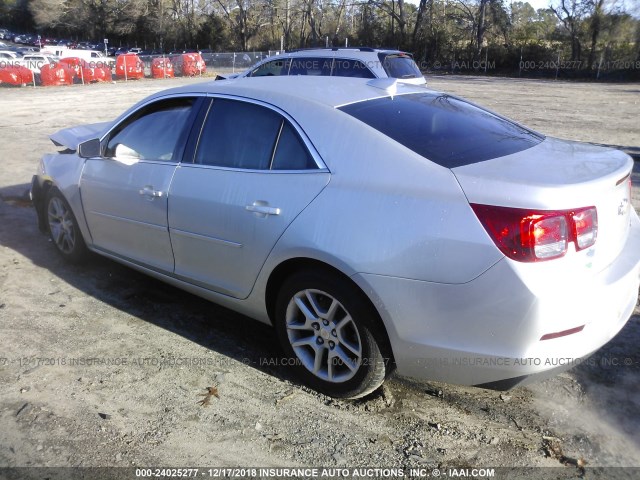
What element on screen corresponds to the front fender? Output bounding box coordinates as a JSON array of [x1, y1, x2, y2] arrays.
[[36, 153, 92, 246]]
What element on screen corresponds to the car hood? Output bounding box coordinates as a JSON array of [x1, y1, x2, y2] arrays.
[[50, 121, 112, 151]]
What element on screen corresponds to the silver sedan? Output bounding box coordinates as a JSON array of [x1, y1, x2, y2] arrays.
[[31, 77, 640, 398]]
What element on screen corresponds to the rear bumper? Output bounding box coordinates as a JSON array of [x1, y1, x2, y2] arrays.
[[354, 209, 640, 389]]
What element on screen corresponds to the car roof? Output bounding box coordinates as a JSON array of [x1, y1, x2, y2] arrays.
[[282, 47, 409, 57], [152, 76, 427, 110]]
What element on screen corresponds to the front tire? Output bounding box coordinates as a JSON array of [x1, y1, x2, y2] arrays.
[[275, 270, 387, 399], [46, 188, 88, 263]]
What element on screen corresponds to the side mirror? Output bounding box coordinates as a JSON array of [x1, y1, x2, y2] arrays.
[[78, 138, 101, 158]]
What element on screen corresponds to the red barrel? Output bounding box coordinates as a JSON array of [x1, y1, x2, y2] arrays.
[[115, 53, 144, 79], [151, 57, 174, 79], [80, 60, 112, 82], [59, 57, 82, 79], [40, 63, 74, 86], [0, 65, 34, 86], [174, 53, 206, 76]]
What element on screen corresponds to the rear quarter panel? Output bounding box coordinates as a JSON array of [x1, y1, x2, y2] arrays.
[[261, 106, 502, 284]]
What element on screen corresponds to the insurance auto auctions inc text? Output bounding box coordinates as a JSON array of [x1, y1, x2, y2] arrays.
[[151, 467, 496, 478]]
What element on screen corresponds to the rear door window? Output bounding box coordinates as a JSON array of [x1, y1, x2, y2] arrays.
[[288, 57, 333, 76], [250, 58, 291, 77], [196, 99, 281, 169], [194, 99, 318, 171], [332, 59, 376, 79]]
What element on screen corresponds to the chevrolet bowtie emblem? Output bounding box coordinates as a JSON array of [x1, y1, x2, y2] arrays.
[[618, 198, 629, 216]]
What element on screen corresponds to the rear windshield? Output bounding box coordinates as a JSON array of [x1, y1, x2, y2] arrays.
[[379, 53, 422, 79], [339, 93, 544, 168]]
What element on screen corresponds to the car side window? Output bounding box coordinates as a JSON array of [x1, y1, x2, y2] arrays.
[[195, 99, 317, 171], [271, 122, 316, 170], [105, 97, 195, 162], [332, 59, 376, 79], [196, 99, 281, 169], [289, 57, 333, 76], [250, 59, 291, 77]]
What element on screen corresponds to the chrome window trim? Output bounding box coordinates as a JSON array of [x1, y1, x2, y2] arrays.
[[177, 163, 329, 174]]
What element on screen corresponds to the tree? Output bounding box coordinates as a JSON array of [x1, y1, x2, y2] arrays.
[[216, 0, 268, 50], [552, 0, 586, 61]]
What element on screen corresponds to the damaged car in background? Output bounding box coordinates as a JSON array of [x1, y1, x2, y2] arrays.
[[31, 77, 640, 399]]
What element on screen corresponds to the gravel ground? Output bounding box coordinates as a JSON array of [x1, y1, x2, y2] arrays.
[[0, 75, 638, 479]]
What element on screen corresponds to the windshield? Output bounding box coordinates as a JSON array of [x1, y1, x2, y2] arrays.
[[339, 93, 544, 168]]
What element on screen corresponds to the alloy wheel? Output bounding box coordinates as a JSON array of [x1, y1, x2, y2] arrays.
[[285, 289, 363, 383]]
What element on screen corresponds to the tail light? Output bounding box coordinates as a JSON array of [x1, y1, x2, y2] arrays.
[[572, 208, 598, 249], [471, 204, 597, 262]]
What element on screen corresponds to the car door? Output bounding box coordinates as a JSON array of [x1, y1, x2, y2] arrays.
[[80, 96, 201, 273], [169, 97, 330, 298]]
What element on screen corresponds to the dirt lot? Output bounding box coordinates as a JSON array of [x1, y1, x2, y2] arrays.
[[0, 75, 639, 479]]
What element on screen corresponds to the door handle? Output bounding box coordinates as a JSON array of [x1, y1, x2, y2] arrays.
[[139, 185, 164, 199], [246, 202, 281, 217]]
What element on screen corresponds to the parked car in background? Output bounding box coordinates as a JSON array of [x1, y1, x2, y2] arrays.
[[0, 50, 23, 66], [16, 46, 39, 54], [224, 47, 426, 86], [41, 45, 69, 57], [59, 49, 115, 67], [31, 37, 56, 47], [169, 48, 199, 55], [208, 52, 256, 70], [57, 40, 77, 48], [30, 77, 640, 399], [21, 53, 56, 74]]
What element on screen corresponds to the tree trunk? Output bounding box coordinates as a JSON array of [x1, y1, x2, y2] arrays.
[[474, 0, 489, 63], [587, 0, 604, 70], [411, 0, 427, 49]]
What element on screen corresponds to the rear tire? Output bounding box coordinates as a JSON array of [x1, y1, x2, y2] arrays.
[[45, 188, 88, 263], [275, 270, 387, 399]]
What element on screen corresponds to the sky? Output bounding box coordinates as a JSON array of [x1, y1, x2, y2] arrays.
[[515, 0, 638, 16], [518, 0, 551, 9]]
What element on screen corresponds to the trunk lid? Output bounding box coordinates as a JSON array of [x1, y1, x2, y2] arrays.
[[453, 137, 634, 272]]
